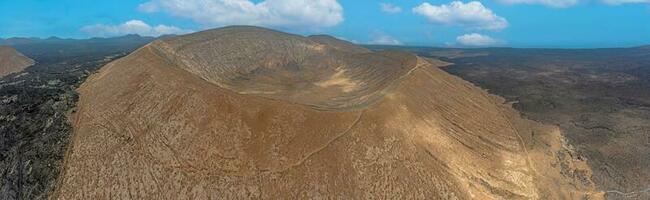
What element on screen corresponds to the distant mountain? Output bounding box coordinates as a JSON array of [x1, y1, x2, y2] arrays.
[[0, 46, 34, 77], [636, 45, 650, 49], [0, 34, 156, 60], [0, 34, 156, 46], [0, 37, 41, 45]]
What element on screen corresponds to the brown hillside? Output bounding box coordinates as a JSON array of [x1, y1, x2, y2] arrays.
[[307, 35, 370, 53], [0, 46, 34, 77], [53, 26, 602, 199]]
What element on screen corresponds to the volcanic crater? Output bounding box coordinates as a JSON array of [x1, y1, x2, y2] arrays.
[[52, 26, 603, 199]]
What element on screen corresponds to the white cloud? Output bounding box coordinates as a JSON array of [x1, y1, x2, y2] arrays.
[[369, 32, 402, 45], [81, 20, 192, 37], [380, 3, 402, 14], [138, 0, 344, 31], [601, 0, 650, 4], [456, 33, 502, 46], [496, 0, 580, 8], [412, 1, 508, 31], [497, 0, 650, 7]]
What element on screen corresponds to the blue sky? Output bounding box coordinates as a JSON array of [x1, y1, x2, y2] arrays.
[[1, 0, 649, 48]]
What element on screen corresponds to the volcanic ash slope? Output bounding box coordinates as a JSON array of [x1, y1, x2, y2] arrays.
[[0, 46, 34, 77], [53, 26, 602, 199]]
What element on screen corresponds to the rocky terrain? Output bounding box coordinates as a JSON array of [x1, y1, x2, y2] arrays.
[[0, 36, 154, 199], [0, 46, 34, 77], [51, 26, 601, 199], [375, 46, 650, 199]]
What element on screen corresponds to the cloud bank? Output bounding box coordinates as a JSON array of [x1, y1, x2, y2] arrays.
[[496, 0, 580, 8], [601, 0, 650, 4], [369, 32, 402, 45], [138, 0, 344, 31], [81, 20, 191, 37], [380, 3, 402, 14], [413, 1, 508, 31], [497, 0, 649, 7], [456, 33, 502, 46]]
